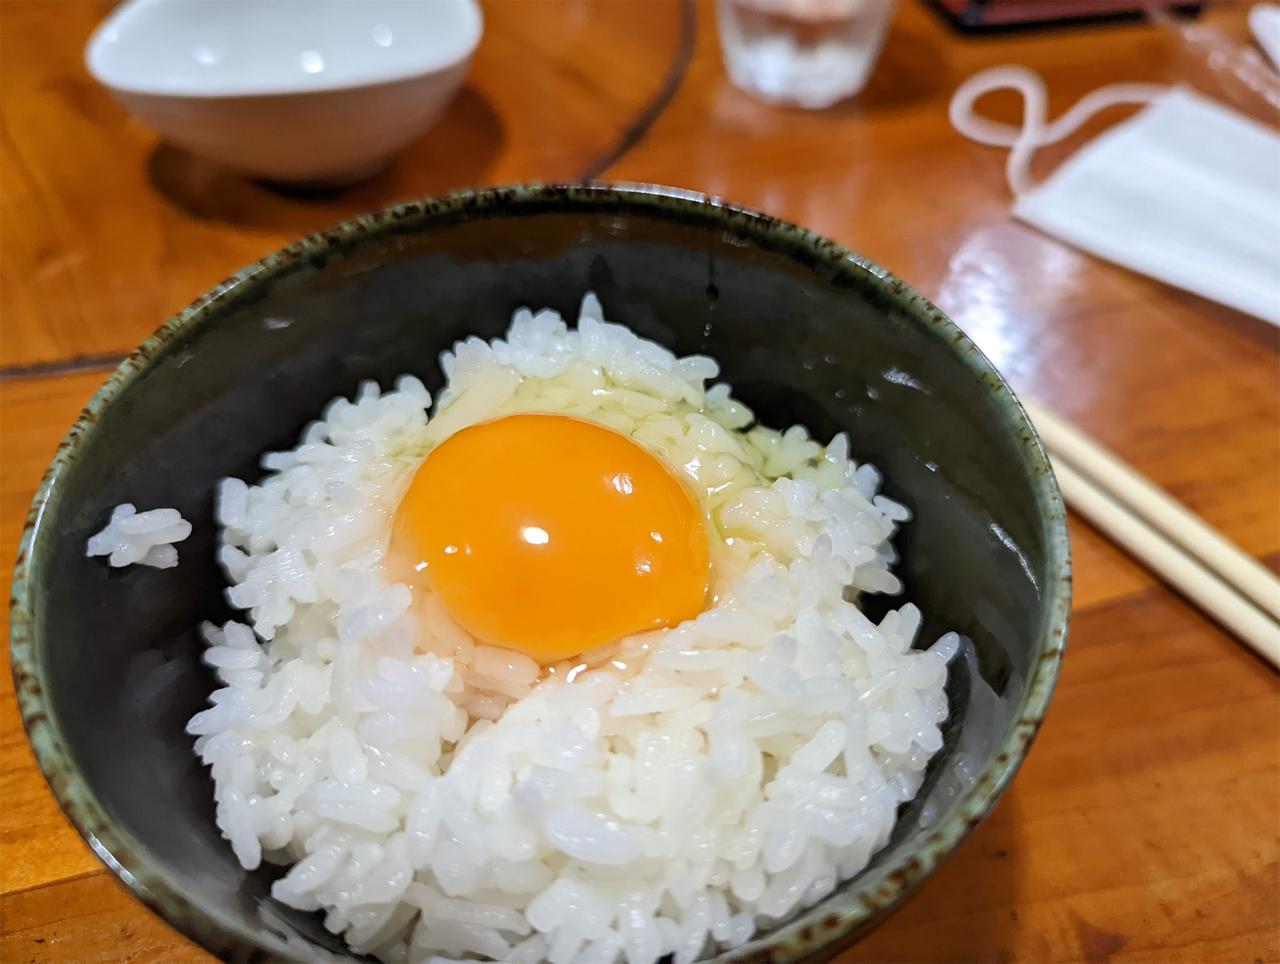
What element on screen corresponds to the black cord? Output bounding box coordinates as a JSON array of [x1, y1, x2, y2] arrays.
[[577, 0, 699, 181], [0, 352, 128, 381]]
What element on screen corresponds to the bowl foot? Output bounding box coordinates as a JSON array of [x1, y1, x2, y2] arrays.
[[259, 156, 393, 193]]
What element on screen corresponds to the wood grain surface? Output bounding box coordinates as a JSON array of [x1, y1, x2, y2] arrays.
[[1, 1, 1277, 962]]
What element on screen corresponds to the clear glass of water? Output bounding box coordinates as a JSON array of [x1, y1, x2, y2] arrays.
[[715, 0, 897, 109]]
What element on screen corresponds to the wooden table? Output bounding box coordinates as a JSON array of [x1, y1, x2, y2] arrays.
[[2, 1, 1277, 960]]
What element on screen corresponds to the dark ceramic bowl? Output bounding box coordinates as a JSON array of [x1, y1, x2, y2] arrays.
[[11, 184, 1069, 961]]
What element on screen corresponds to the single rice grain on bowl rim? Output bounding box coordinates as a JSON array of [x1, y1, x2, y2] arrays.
[[91, 292, 960, 964]]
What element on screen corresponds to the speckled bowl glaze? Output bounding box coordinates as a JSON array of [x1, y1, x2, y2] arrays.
[[10, 184, 1069, 962]]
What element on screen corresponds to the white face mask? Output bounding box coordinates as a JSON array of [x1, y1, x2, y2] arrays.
[[950, 67, 1280, 327]]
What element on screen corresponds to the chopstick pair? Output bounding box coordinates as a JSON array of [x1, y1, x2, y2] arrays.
[[1022, 398, 1280, 670]]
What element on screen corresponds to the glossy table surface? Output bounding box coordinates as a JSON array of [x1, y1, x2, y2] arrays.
[[1, 1, 1277, 961]]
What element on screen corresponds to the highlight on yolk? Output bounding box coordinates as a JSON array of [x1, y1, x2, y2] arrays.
[[391, 413, 711, 663]]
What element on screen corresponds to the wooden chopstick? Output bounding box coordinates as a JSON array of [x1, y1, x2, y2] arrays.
[[1023, 398, 1280, 669], [1025, 399, 1280, 622]]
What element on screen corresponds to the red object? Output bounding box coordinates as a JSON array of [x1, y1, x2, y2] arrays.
[[931, 0, 1203, 30]]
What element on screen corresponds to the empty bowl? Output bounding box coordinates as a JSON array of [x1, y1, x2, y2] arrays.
[[86, 0, 482, 186]]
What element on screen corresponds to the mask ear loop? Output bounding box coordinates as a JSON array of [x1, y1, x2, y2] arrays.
[[949, 66, 1168, 197]]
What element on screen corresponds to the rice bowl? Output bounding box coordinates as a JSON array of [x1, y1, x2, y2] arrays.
[[190, 293, 958, 963], [11, 183, 1069, 964]]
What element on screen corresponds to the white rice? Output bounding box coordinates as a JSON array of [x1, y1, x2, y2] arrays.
[[188, 293, 957, 963], [86, 503, 192, 569]]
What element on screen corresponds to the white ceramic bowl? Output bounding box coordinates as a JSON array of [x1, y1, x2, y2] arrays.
[[87, 0, 482, 186]]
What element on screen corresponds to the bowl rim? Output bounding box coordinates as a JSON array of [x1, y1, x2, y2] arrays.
[[9, 182, 1071, 962]]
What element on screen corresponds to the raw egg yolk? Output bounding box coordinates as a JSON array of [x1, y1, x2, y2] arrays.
[[391, 413, 710, 663]]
